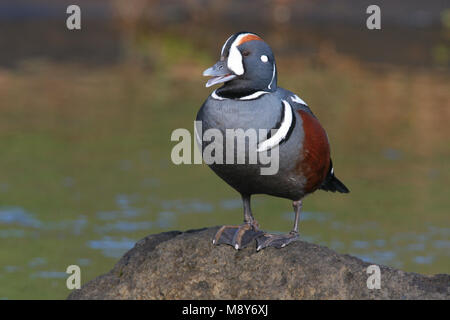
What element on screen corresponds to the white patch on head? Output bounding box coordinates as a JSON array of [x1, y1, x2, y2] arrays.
[[227, 33, 256, 76], [257, 100, 293, 152], [221, 34, 234, 56], [291, 94, 308, 106], [260, 55, 268, 63]]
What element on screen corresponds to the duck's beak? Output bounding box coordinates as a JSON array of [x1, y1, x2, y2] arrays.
[[203, 60, 237, 88]]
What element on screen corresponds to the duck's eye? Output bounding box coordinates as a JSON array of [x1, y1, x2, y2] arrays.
[[260, 55, 268, 63], [242, 50, 250, 57]]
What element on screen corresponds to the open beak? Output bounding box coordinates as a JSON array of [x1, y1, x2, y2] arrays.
[[203, 60, 237, 87]]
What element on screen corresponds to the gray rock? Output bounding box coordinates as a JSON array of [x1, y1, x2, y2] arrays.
[[68, 227, 449, 300]]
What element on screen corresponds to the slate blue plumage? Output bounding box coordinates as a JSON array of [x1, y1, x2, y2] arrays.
[[197, 32, 349, 250]]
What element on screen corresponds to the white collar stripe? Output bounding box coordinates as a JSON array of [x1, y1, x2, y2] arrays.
[[239, 91, 269, 100], [211, 90, 225, 100], [257, 100, 294, 152], [211, 90, 268, 101]]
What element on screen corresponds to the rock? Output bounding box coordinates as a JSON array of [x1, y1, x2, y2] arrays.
[[68, 227, 449, 300]]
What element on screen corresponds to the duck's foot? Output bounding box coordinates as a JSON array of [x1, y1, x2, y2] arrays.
[[256, 231, 299, 251], [213, 223, 264, 250]]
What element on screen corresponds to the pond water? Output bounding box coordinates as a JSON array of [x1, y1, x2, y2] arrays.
[[0, 57, 448, 299]]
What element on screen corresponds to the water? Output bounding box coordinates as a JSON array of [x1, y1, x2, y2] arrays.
[[0, 54, 449, 299], [0, 190, 448, 299]]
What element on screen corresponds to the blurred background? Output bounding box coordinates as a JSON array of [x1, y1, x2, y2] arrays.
[[0, 0, 449, 299]]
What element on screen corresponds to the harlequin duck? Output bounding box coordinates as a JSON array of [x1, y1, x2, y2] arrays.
[[196, 32, 349, 251]]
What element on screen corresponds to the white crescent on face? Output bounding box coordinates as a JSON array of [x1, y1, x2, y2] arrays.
[[226, 33, 254, 76]]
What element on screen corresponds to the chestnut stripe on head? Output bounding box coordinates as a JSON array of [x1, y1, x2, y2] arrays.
[[236, 34, 263, 46]]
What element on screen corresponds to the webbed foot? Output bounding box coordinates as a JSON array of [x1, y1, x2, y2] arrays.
[[256, 231, 299, 251], [213, 222, 264, 250]]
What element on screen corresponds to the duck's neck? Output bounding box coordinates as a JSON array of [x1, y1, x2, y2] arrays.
[[216, 78, 277, 99]]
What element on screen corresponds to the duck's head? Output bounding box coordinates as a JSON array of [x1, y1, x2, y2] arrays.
[[203, 32, 277, 98]]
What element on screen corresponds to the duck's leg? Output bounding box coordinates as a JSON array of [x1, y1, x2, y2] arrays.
[[256, 200, 302, 251], [213, 194, 264, 250]]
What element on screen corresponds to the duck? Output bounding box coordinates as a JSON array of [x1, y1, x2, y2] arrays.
[[196, 31, 349, 251]]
